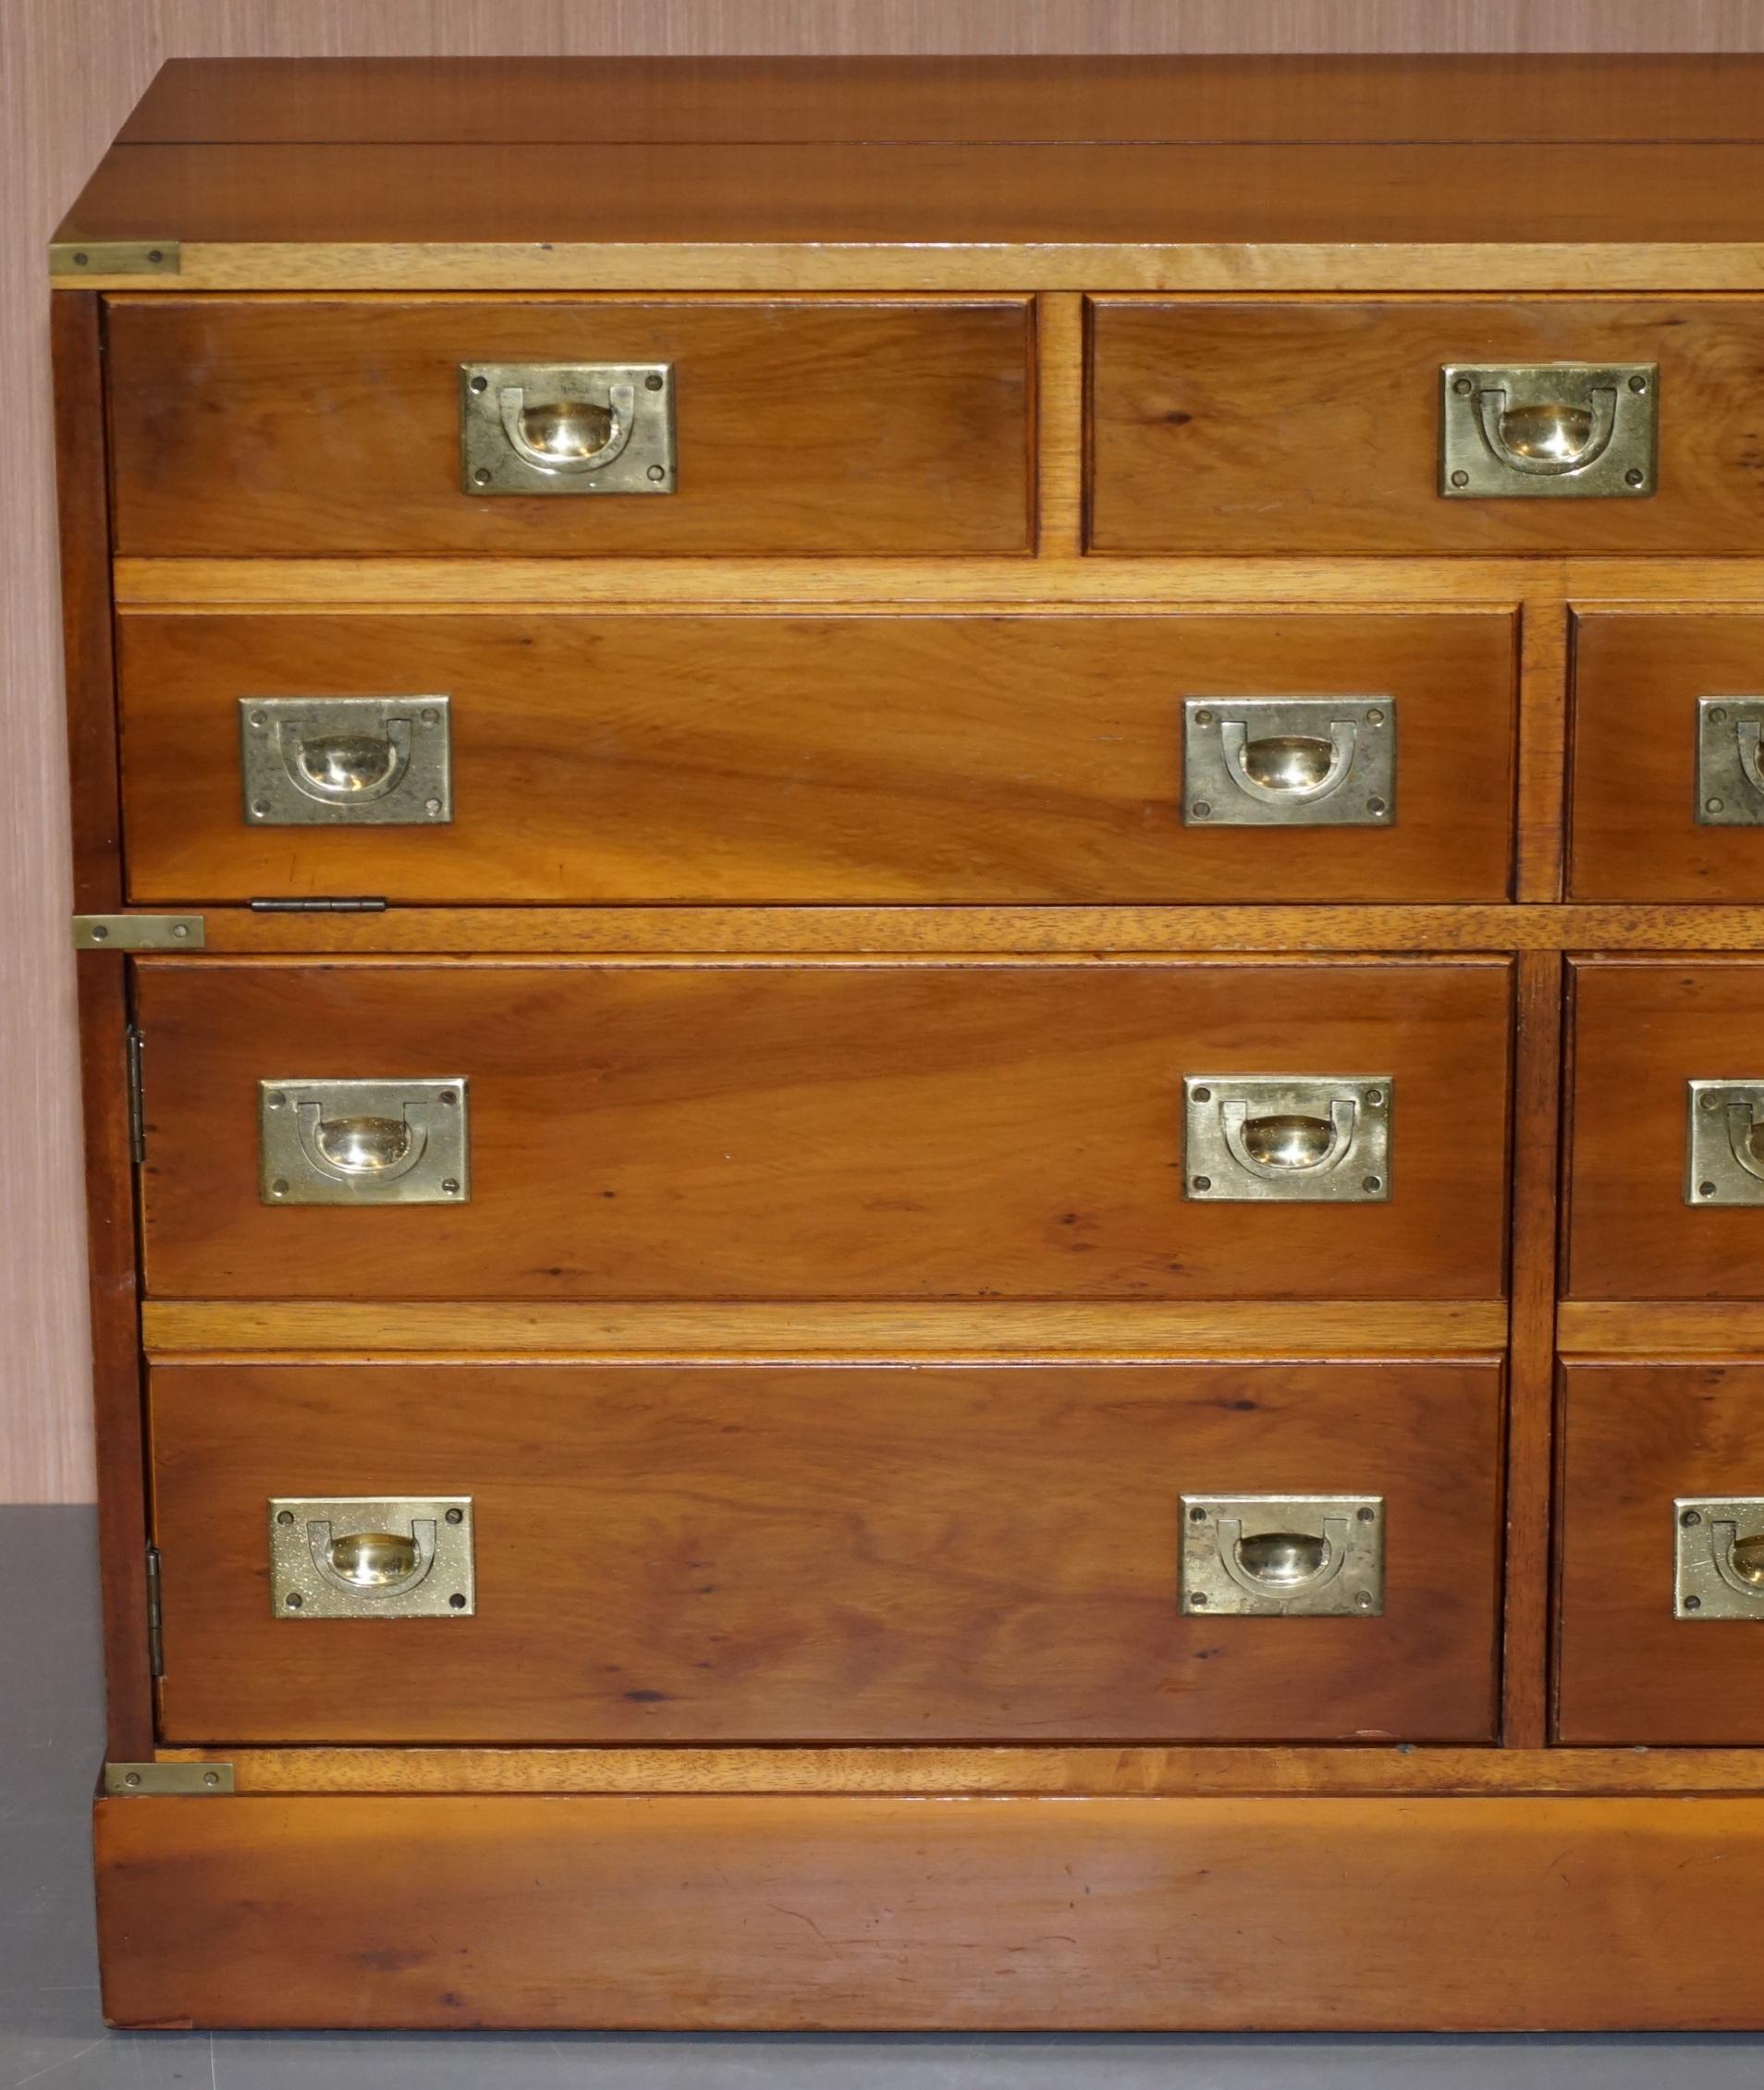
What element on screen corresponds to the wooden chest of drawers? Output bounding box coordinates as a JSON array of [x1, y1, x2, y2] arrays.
[[56, 53, 1764, 2033]]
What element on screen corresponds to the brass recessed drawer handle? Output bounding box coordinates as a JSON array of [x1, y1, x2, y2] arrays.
[[1182, 700, 1393, 828], [1219, 1094, 1358, 1178], [269, 1497, 476, 1619], [459, 361, 675, 495], [1676, 1498, 1764, 1618], [1185, 1076, 1390, 1203], [1181, 1495, 1385, 1617], [1439, 362, 1656, 498], [1219, 718, 1356, 804], [1686, 1082, 1764, 1204], [279, 718, 412, 802], [498, 378, 637, 474], [1475, 384, 1619, 476], [260, 1078, 470, 1205]]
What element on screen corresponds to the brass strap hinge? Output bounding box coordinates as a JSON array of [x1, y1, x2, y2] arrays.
[[104, 1761, 235, 1797], [73, 913, 204, 950], [51, 239, 180, 278], [249, 896, 388, 912], [145, 1542, 164, 1677]]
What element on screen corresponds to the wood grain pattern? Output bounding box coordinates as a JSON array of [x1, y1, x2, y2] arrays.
[[116, 609, 1518, 906], [151, 1742, 1764, 1797], [118, 55, 1764, 147], [1501, 951, 1562, 1746], [140, 1297, 1508, 1356], [1034, 293, 1084, 556], [57, 141, 1764, 259], [1558, 1360, 1764, 1743], [166, 901, 1764, 955], [149, 1357, 1501, 1744], [134, 958, 1514, 1303], [1565, 957, 1764, 1300], [1515, 601, 1568, 903], [1091, 298, 1764, 556], [1560, 1301, 1764, 1352], [95, 1790, 1764, 2030], [1571, 611, 1764, 900], [105, 296, 1034, 558]]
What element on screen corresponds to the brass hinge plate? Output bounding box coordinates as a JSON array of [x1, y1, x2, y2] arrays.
[[104, 1761, 234, 1797], [73, 914, 204, 951], [51, 239, 180, 278]]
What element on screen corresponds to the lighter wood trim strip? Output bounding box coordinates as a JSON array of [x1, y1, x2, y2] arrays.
[[55, 241, 1764, 293], [115, 553, 1764, 605], [158, 905, 1764, 955], [141, 1298, 1507, 1356], [1558, 1302, 1764, 1353], [149, 1743, 1764, 1797]]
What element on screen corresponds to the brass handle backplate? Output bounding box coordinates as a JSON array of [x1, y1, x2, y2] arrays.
[[1183, 698, 1395, 828], [1181, 1494, 1385, 1617], [239, 696, 451, 826], [1439, 362, 1657, 499], [459, 361, 675, 495], [259, 1078, 470, 1205], [1685, 1080, 1764, 1206], [1696, 699, 1764, 827], [269, 1496, 475, 1619], [1184, 1075, 1392, 1204]]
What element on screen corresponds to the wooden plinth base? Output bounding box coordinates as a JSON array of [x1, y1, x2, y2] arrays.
[[96, 1789, 1764, 2031]]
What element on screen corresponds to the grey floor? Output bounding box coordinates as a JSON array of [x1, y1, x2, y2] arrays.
[[7, 1508, 1764, 2089]]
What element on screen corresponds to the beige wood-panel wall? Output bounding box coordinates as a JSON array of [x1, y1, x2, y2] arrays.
[[5, 1, 1763, 1502]]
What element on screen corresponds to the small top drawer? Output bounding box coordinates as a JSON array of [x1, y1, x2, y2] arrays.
[[104, 296, 1035, 556], [1090, 299, 1764, 556]]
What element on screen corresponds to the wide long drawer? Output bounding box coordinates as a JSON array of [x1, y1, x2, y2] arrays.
[[104, 295, 1035, 556], [117, 609, 1519, 905], [149, 1357, 1503, 1744], [134, 957, 1513, 1302]]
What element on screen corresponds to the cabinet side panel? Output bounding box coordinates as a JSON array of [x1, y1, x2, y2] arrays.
[[56, 289, 152, 1754]]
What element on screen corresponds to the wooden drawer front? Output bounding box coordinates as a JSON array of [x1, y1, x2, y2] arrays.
[[1567, 959, 1764, 1301], [135, 959, 1512, 1302], [150, 1358, 1502, 1744], [1572, 613, 1764, 902], [104, 296, 1034, 556], [1558, 1361, 1764, 1744], [119, 610, 1518, 906], [1090, 299, 1764, 556]]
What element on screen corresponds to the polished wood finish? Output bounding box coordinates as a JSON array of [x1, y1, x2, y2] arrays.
[[140, 1297, 1508, 1356], [1572, 612, 1764, 901], [1565, 958, 1764, 1300], [117, 609, 1517, 906], [134, 958, 1513, 1303], [150, 1358, 1501, 1744], [119, 56, 1764, 148], [105, 296, 1033, 558], [1091, 299, 1764, 556], [55, 292, 153, 1755], [1558, 1361, 1764, 1744], [57, 148, 1764, 287], [1501, 951, 1563, 1747], [1560, 1301, 1764, 1353], [96, 1790, 1764, 2030]]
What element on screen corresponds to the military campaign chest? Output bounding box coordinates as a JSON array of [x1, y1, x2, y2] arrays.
[[55, 53, 1764, 2029]]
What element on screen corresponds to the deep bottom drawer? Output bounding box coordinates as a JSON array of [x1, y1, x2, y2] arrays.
[[149, 1357, 1502, 1745]]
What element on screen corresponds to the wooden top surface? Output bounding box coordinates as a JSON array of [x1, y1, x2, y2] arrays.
[[54, 56, 1764, 290]]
